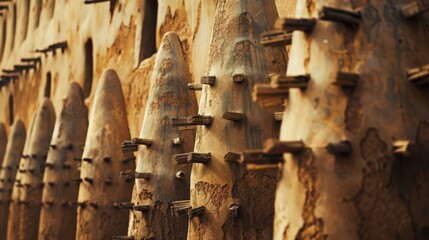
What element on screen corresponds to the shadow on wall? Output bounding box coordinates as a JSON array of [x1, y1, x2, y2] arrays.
[[44, 72, 51, 98], [0, 19, 6, 62], [139, 0, 157, 63], [84, 38, 93, 99], [9, 95, 13, 125]]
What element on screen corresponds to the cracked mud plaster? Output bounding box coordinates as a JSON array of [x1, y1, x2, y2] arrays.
[[225, 171, 277, 240], [129, 201, 175, 239], [148, 202, 174, 239], [295, 151, 326, 240], [189, 182, 229, 240], [345, 97, 363, 134], [355, 128, 413, 240]]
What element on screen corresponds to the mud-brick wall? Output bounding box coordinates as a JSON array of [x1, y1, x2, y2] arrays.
[[0, 0, 293, 138]]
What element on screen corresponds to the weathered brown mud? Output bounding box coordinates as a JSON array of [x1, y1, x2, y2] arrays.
[[7, 114, 37, 240], [38, 83, 88, 240], [128, 32, 197, 239], [19, 98, 56, 240], [188, 0, 287, 239], [275, 1, 429, 239], [0, 120, 26, 240], [76, 69, 134, 239]]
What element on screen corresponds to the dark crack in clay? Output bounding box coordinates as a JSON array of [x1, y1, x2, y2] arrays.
[[295, 151, 327, 240]]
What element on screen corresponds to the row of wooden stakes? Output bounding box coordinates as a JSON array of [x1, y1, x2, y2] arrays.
[[0, 3, 425, 240]]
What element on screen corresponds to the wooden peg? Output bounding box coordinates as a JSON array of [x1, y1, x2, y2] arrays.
[[18, 200, 29, 206], [43, 201, 54, 207], [133, 205, 151, 212], [233, 73, 246, 83], [270, 74, 310, 90], [172, 115, 213, 127], [240, 150, 284, 170], [67, 144, 74, 150], [42, 163, 54, 170], [63, 163, 72, 169], [171, 200, 191, 216], [21, 57, 41, 64], [87, 202, 98, 209], [273, 112, 284, 122], [122, 140, 139, 152], [401, 1, 429, 18], [326, 140, 352, 155], [172, 137, 182, 146], [252, 84, 289, 107], [222, 111, 243, 121], [175, 171, 186, 179], [0, 75, 19, 82], [261, 30, 293, 47], [105, 177, 113, 185], [200, 76, 216, 85], [393, 140, 416, 158], [407, 64, 429, 85], [319, 6, 361, 27], [263, 139, 306, 154], [2, 69, 18, 74], [334, 72, 359, 87], [188, 206, 205, 218], [77, 202, 87, 208], [103, 157, 111, 163], [275, 18, 316, 32], [48, 41, 68, 52], [228, 204, 240, 218], [121, 156, 136, 164], [14, 64, 37, 71], [134, 172, 151, 180], [84, 177, 93, 184], [172, 152, 211, 165], [113, 202, 134, 209], [120, 170, 151, 181], [188, 83, 203, 91], [131, 138, 153, 146], [84, 0, 111, 4], [224, 152, 241, 163]]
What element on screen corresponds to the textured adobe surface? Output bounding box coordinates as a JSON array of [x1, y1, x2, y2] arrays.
[[128, 32, 197, 240], [38, 83, 88, 240], [76, 69, 134, 239], [275, 1, 429, 239]]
